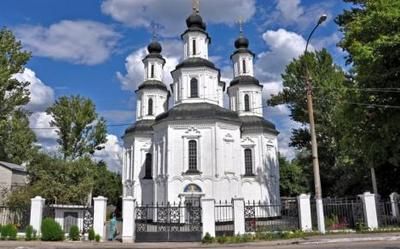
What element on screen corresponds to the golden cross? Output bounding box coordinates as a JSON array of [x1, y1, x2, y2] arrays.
[[192, 0, 200, 14], [238, 16, 244, 34], [151, 22, 158, 41]]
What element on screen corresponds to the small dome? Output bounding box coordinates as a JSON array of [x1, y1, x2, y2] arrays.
[[147, 41, 162, 54], [186, 13, 205, 29], [234, 36, 249, 49]]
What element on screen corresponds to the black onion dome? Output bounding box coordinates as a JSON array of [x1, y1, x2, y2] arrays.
[[186, 13, 206, 30], [235, 36, 249, 49], [147, 41, 162, 54]]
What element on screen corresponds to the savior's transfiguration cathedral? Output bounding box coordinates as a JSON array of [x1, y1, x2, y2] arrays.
[[122, 6, 280, 205]]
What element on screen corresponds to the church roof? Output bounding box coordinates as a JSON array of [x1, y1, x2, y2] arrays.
[[229, 75, 263, 88], [174, 57, 218, 71], [136, 80, 169, 93], [155, 103, 242, 124], [240, 116, 279, 135], [124, 120, 154, 135]]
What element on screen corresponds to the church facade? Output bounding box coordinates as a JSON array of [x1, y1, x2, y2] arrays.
[[122, 8, 280, 206]]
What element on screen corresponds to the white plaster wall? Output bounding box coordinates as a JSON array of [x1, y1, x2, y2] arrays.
[[182, 32, 209, 60], [136, 89, 169, 121], [171, 68, 222, 106], [143, 57, 164, 81], [232, 53, 254, 77], [228, 85, 263, 117]]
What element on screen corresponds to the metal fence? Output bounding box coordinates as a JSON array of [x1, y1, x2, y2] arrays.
[[215, 201, 234, 236], [244, 198, 299, 232], [312, 197, 364, 230], [0, 206, 30, 231], [135, 202, 202, 242], [376, 198, 400, 228]]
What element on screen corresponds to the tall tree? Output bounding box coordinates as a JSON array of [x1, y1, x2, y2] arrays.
[[279, 155, 309, 196], [336, 0, 400, 195], [46, 95, 107, 160], [0, 28, 37, 164], [269, 49, 349, 195]]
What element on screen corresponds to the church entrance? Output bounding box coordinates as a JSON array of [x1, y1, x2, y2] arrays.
[[134, 184, 203, 242]]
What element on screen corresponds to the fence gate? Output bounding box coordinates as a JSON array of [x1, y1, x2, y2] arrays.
[[135, 202, 202, 242]]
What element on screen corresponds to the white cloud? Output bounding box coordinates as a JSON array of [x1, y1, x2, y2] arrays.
[[255, 29, 312, 82], [94, 134, 123, 173], [13, 68, 54, 112], [101, 0, 256, 36], [15, 20, 120, 65], [276, 0, 304, 23], [29, 112, 59, 153], [117, 40, 181, 91]]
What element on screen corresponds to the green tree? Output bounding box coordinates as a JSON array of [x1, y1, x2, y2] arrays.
[[0, 28, 37, 163], [336, 0, 400, 195], [46, 95, 107, 160], [279, 155, 309, 196], [93, 161, 122, 207], [269, 49, 348, 195]]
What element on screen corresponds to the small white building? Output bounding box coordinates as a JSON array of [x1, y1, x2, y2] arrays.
[[0, 161, 27, 204], [122, 8, 280, 206]]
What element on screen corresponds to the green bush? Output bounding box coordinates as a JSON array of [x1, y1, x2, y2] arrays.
[[69, 225, 80, 241], [41, 218, 64, 241], [95, 234, 100, 242], [88, 228, 95, 241], [201, 232, 214, 244], [0, 224, 17, 240], [25, 225, 33, 241]]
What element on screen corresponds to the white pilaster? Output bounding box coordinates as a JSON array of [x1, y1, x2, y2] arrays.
[[201, 198, 215, 237], [232, 198, 245, 235], [93, 196, 108, 242], [359, 192, 378, 229], [30, 196, 45, 234], [390, 192, 399, 217], [297, 194, 312, 232], [122, 196, 135, 243]]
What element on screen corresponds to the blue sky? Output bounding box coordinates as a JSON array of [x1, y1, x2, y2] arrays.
[[2, 0, 351, 171]]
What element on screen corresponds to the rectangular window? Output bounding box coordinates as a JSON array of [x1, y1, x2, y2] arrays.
[[150, 65, 155, 78], [192, 40, 197, 55], [244, 149, 253, 176], [188, 140, 197, 171]]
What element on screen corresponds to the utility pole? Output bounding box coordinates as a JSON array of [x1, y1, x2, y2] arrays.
[[304, 14, 327, 234]]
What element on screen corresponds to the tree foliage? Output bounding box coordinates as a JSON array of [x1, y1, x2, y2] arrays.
[[279, 156, 308, 196], [336, 0, 400, 195], [0, 28, 37, 164], [46, 95, 107, 160], [269, 49, 348, 195], [92, 161, 122, 207]]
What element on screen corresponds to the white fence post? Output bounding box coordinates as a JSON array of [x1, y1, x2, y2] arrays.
[[201, 198, 215, 238], [30, 196, 45, 234], [389, 192, 399, 218], [359, 192, 378, 229], [297, 194, 312, 232], [232, 198, 245, 235], [122, 196, 135, 243], [93, 196, 108, 242]]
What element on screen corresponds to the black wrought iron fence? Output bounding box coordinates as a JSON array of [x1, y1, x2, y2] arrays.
[[376, 198, 400, 228], [311, 197, 364, 230], [82, 206, 94, 233], [215, 200, 234, 236], [0, 206, 30, 231], [135, 202, 202, 242], [244, 198, 299, 232]]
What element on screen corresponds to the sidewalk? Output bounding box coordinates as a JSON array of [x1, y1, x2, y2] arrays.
[[0, 232, 399, 249]]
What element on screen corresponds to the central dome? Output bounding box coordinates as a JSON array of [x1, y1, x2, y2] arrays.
[[147, 41, 162, 54], [186, 13, 206, 30], [234, 36, 249, 49]]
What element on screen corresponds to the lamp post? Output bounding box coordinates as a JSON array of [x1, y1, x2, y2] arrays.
[[304, 14, 327, 234]]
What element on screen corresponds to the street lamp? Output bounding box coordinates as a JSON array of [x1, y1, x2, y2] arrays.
[[304, 14, 327, 234]]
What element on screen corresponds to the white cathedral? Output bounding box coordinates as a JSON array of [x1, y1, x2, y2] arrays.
[[121, 7, 280, 206]]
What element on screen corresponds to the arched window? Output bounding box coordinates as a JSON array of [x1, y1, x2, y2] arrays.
[[188, 140, 197, 171], [150, 64, 155, 78], [242, 59, 247, 73], [144, 153, 152, 179], [244, 94, 250, 112], [192, 39, 197, 55], [244, 149, 253, 176], [148, 98, 153, 115], [190, 78, 199, 98]]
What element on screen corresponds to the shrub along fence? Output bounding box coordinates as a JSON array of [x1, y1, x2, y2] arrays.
[[0, 205, 30, 232]]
